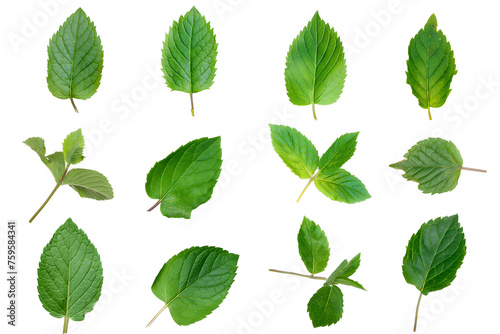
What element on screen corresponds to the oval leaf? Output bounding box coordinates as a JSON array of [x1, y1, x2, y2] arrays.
[[63, 168, 114, 200], [315, 168, 371, 204], [62, 129, 85, 165], [298, 216, 330, 275], [307, 285, 343, 327], [318, 132, 358, 175]]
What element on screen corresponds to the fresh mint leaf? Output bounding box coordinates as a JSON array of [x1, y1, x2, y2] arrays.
[[307, 285, 343, 327], [147, 246, 238, 327], [37, 218, 103, 334], [324, 253, 362, 287], [270, 125, 369, 204], [406, 14, 457, 120], [298, 216, 329, 275], [161, 6, 217, 116], [402, 215, 466, 331], [25, 129, 113, 223], [47, 8, 103, 113], [285, 11, 346, 120], [145, 137, 222, 219], [390, 137, 486, 194]]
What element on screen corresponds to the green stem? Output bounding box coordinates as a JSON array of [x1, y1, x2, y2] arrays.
[[70, 97, 79, 113], [296, 172, 318, 203], [146, 304, 169, 327], [29, 166, 69, 223], [427, 106, 432, 120], [461, 167, 487, 173], [413, 291, 423, 332], [63, 316, 69, 334], [312, 103, 317, 120], [268, 269, 326, 281], [190, 93, 194, 116]]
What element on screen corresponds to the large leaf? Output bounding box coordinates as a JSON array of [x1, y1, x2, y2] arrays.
[[318, 132, 358, 175], [297, 216, 329, 275], [161, 6, 217, 115], [150, 246, 238, 326], [47, 8, 103, 113], [145, 137, 222, 218], [315, 169, 371, 204], [63, 129, 85, 165], [37, 218, 103, 333], [63, 168, 114, 200], [403, 215, 466, 295], [285, 11, 346, 120], [406, 14, 457, 120], [269, 124, 319, 179], [390, 138, 464, 194], [307, 285, 343, 327]]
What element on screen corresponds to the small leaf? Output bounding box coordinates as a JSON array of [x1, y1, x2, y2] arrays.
[[37, 218, 103, 333], [307, 285, 343, 327], [297, 216, 330, 275], [63, 129, 85, 165], [63, 168, 114, 200], [315, 169, 371, 204], [24, 137, 47, 162], [406, 14, 457, 120], [47, 8, 103, 113], [390, 138, 464, 194], [325, 253, 361, 286], [145, 137, 222, 219], [335, 277, 365, 291], [269, 124, 319, 179], [285, 11, 346, 120], [24, 137, 65, 181], [149, 246, 238, 326], [318, 132, 358, 175], [161, 6, 217, 115]]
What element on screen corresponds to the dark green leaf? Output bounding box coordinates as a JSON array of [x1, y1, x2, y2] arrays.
[[63, 168, 114, 200], [297, 216, 330, 275], [335, 277, 365, 291], [307, 285, 343, 327], [315, 169, 370, 204]]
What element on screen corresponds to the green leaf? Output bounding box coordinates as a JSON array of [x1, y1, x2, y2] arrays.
[[285, 11, 347, 120], [145, 137, 222, 219], [318, 132, 358, 175], [62, 168, 114, 200], [390, 138, 464, 194], [161, 6, 217, 116], [403, 215, 466, 295], [63, 129, 85, 165], [149, 246, 238, 327], [47, 8, 103, 113], [37, 218, 103, 333], [297, 216, 330, 275], [335, 277, 365, 291], [325, 254, 362, 285], [269, 124, 319, 179], [24, 137, 48, 162], [406, 14, 457, 120], [307, 285, 343, 327], [24, 137, 66, 181], [315, 169, 371, 204]]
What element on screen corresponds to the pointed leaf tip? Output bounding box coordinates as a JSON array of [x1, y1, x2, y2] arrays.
[[426, 14, 437, 28]]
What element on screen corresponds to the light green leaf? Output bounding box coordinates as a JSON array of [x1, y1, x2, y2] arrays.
[[307, 285, 343, 327], [298, 217, 330, 275], [62, 168, 114, 200], [390, 138, 468, 194], [161, 6, 217, 116], [335, 277, 365, 291], [24, 137, 66, 181], [149, 246, 238, 327], [269, 124, 319, 179], [315, 169, 371, 204], [37, 218, 103, 333], [325, 253, 362, 286], [24, 137, 47, 162], [318, 132, 358, 175], [63, 129, 85, 165], [406, 14, 457, 120], [285, 11, 346, 120], [145, 137, 222, 219], [47, 8, 103, 113]]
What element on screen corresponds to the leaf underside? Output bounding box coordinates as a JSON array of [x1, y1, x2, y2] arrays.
[[24, 137, 66, 182], [63, 168, 114, 200], [298, 216, 330, 275], [47, 8, 103, 101], [37, 218, 103, 321], [402, 215, 466, 295], [390, 137, 463, 194], [151, 246, 238, 326]]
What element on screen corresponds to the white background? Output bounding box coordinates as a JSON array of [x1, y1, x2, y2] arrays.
[[1, 0, 499, 333]]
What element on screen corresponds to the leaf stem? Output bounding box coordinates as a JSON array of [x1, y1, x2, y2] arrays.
[[190, 92, 194, 116], [461, 166, 487, 173], [297, 172, 318, 202], [147, 200, 161, 212], [146, 304, 169, 328], [268, 269, 326, 281], [312, 103, 317, 120], [413, 291, 423, 332], [63, 316, 69, 334], [70, 97, 79, 113], [427, 106, 432, 120], [29, 166, 70, 223]]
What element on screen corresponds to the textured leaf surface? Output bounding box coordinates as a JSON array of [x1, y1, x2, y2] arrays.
[[297, 217, 329, 275], [63, 129, 85, 164], [24, 137, 65, 181], [406, 14, 457, 119], [315, 169, 370, 204], [390, 138, 463, 194], [151, 246, 238, 326], [403, 215, 466, 295], [37, 218, 103, 322], [285, 11, 346, 119], [270, 125, 319, 179], [161, 6, 217, 93], [63, 168, 114, 200], [145, 137, 222, 218], [307, 285, 343, 327], [318, 132, 358, 175], [47, 8, 103, 103]]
